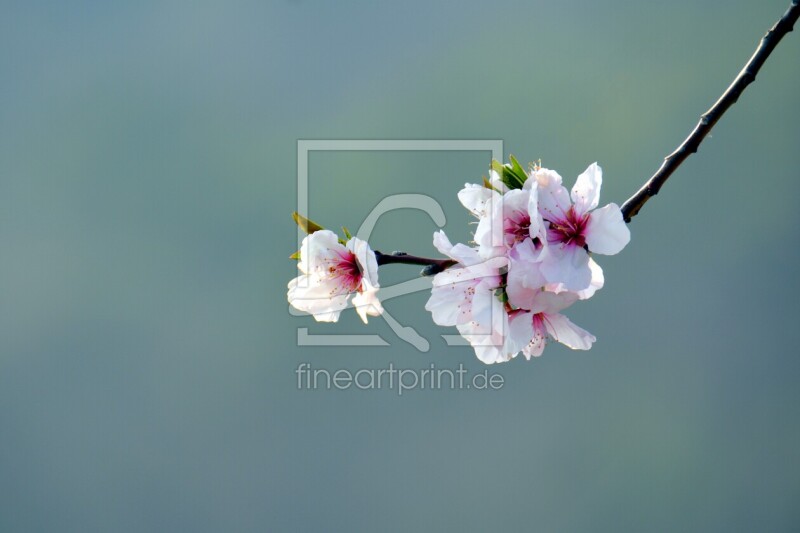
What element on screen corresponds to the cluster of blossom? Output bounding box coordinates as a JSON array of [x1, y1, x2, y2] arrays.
[[287, 158, 630, 364]]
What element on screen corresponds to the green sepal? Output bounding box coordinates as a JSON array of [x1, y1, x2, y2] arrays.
[[292, 212, 324, 234], [341, 226, 353, 240], [482, 175, 500, 192], [289, 250, 301, 260], [491, 155, 529, 190], [494, 287, 509, 303]]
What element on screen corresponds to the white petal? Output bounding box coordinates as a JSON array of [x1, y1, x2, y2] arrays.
[[471, 343, 508, 365], [534, 168, 571, 222], [506, 243, 547, 310], [457, 315, 515, 365], [571, 162, 602, 213], [506, 270, 539, 311], [469, 284, 497, 331], [527, 289, 579, 315], [540, 244, 592, 291], [425, 282, 470, 326], [546, 257, 604, 299], [352, 288, 383, 324], [348, 237, 380, 288], [288, 275, 350, 322], [585, 203, 631, 255], [508, 311, 535, 354], [543, 313, 595, 350], [474, 215, 505, 259], [458, 183, 497, 217], [433, 230, 482, 265], [577, 258, 605, 299], [525, 184, 543, 240], [522, 318, 547, 359], [298, 229, 346, 275]]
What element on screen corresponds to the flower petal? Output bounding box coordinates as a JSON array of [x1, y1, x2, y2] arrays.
[[522, 316, 547, 359], [545, 257, 604, 299], [287, 275, 350, 322], [534, 168, 571, 221], [298, 229, 346, 275], [528, 290, 579, 315], [543, 313, 595, 350], [433, 230, 482, 266], [540, 244, 592, 291], [348, 237, 379, 288], [458, 183, 498, 218], [571, 162, 602, 213], [508, 311, 535, 355], [585, 203, 630, 255], [352, 287, 383, 324]]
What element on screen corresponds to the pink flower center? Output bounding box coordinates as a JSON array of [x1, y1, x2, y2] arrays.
[[504, 211, 531, 247], [547, 206, 588, 248], [328, 250, 362, 292]]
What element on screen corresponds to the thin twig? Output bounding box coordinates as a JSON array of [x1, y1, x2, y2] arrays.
[[621, 0, 800, 222], [375, 251, 456, 276]]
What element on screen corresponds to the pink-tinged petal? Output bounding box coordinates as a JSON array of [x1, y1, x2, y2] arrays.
[[510, 239, 547, 287], [470, 342, 509, 365], [534, 168, 571, 221], [525, 184, 543, 240], [288, 274, 348, 301], [545, 257, 604, 299], [474, 211, 505, 259], [537, 184, 572, 223], [288, 275, 350, 322], [507, 242, 547, 310], [426, 272, 480, 327], [527, 289, 579, 315], [352, 288, 383, 324], [571, 162, 602, 214], [458, 183, 499, 218], [506, 268, 540, 310], [578, 258, 605, 299], [522, 316, 547, 359], [298, 229, 346, 275], [540, 244, 592, 291], [425, 285, 463, 326], [457, 317, 516, 365], [508, 311, 535, 354], [542, 313, 595, 350], [585, 203, 630, 255], [469, 284, 497, 330], [533, 167, 564, 188], [433, 230, 482, 265], [348, 237, 379, 288]]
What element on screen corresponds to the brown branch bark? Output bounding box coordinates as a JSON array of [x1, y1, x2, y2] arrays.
[[374, 251, 456, 276], [621, 0, 800, 222]]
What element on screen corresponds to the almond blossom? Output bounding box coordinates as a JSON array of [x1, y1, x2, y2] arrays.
[[287, 229, 383, 323], [424, 231, 522, 364], [289, 156, 630, 364], [535, 163, 630, 291], [425, 230, 594, 364], [506, 285, 595, 359]]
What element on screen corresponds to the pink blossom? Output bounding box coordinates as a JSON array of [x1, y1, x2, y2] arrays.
[[288, 230, 382, 323], [507, 289, 595, 359], [535, 163, 630, 291]]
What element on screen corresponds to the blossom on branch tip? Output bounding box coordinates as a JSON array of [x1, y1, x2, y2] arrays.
[[536, 163, 630, 291], [287, 230, 383, 323]]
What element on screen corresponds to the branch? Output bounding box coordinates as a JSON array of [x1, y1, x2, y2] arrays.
[[374, 251, 456, 276], [621, 0, 800, 222]]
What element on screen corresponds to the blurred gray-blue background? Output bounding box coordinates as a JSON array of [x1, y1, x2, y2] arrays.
[[1, 1, 799, 531]]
